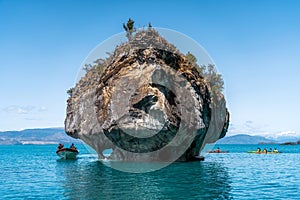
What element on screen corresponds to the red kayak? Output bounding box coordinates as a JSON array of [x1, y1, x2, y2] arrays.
[[207, 150, 229, 153], [56, 148, 79, 159]]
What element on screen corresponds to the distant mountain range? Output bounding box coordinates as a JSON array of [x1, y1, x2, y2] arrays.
[[217, 134, 300, 144], [1, 128, 299, 145], [0, 128, 81, 145]]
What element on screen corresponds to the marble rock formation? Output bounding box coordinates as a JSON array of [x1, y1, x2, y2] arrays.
[[65, 29, 229, 161]]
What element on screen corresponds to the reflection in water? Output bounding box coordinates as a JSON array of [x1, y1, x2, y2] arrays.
[[57, 159, 232, 199]]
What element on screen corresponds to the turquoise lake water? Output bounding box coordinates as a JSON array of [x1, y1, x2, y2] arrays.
[[1, 144, 300, 199]]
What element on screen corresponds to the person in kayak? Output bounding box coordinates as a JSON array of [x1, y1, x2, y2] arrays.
[[256, 148, 261, 153], [70, 143, 77, 150], [57, 143, 64, 150], [263, 148, 268, 154], [273, 148, 279, 153], [215, 147, 221, 153]]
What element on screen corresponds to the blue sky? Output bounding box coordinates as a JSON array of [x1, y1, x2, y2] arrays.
[[0, 0, 299, 137]]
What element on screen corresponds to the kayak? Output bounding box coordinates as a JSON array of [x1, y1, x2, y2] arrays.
[[207, 150, 229, 153], [247, 151, 282, 154], [56, 148, 79, 159]]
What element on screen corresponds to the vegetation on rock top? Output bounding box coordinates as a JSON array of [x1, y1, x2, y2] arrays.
[[67, 19, 225, 99]]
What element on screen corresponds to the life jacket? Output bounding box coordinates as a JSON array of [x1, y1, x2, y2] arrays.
[[263, 149, 267, 153]]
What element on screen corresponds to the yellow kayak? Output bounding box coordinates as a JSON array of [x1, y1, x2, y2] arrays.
[[247, 150, 282, 154]]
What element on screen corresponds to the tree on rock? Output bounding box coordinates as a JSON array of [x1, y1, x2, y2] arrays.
[[123, 18, 135, 41], [186, 51, 197, 64], [205, 64, 224, 94], [186, 52, 224, 94]]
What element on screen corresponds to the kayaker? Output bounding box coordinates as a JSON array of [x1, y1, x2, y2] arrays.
[[215, 147, 221, 153], [263, 148, 268, 154], [70, 143, 77, 150], [57, 143, 64, 150], [256, 148, 261, 153], [273, 148, 278, 153]]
